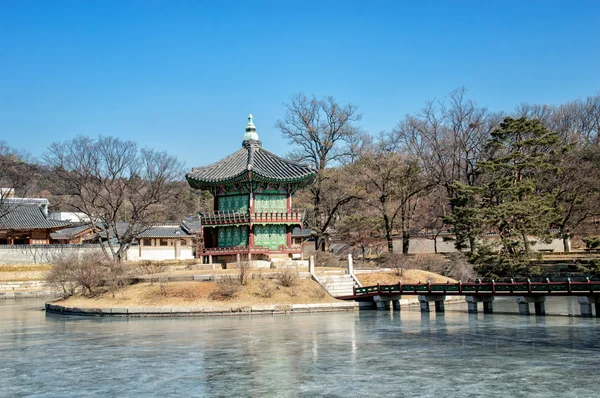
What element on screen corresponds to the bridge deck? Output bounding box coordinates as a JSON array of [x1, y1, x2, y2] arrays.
[[338, 280, 600, 300]]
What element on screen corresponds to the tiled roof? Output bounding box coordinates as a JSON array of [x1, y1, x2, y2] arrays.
[[292, 227, 315, 238], [0, 204, 71, 230], [138, 225, 190, 238], [50, 224, 93, 240], [181, 219, 202, 234], [186, 140, 316, 188]]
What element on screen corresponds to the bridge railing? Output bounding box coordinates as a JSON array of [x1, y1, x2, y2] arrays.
[[353, 279, 600, 296]]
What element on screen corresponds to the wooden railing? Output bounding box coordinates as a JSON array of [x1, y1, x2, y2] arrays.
[[198, 210, 304, 225], [349, 278, 600, 297], [201, 244, 302, 255]]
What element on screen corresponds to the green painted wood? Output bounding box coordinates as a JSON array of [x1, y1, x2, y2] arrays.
[[217, 226, 248, 247], [254, 224, 287, 250], [218, 195, 249, 212], [254, 194, 286, 212]]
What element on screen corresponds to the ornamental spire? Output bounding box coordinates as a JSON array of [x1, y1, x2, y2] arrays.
[[243, 114, 259, 141]]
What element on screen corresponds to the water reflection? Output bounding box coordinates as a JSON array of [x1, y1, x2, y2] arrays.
[[1, 300, 599, 397]]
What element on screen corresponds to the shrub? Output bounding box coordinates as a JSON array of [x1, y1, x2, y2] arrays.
[[258, 280, 277, 298], [46, 253, 80, 299], [137, 260, 169, 275], [310, 284, 327, 299], [105, 261, 134, 297], [209, 276, 241, 300], [411, 254, 447, 274], [444, 253, 476, 281], [383, 253, 414, 276], [583, 236, 600, 249], [237, 261, 253, 286], [69, 253, 109, 297], [46, 252, 134, 298], [276, 268, 299, 288], [315, 251, 342, 268]]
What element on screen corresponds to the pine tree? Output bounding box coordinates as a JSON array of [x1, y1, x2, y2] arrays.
[[443, 181, 482, 252], [479, 117, 562, 259]]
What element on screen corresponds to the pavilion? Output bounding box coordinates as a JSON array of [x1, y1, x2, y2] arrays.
[[186, 115, 316, 264]]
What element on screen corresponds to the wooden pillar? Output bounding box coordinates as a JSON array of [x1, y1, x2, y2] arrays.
[[212, 229, 218, 248], [286, 189, 292, 212], [249, 185, 254, 213], [249, 225, 255, 248], [286, 225, 292, 248]]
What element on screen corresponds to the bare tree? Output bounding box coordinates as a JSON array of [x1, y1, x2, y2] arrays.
[[276, 93, 364, 250], [44, 136, 184, 261], [0, 141, 39, 215], [412, 188, 449, 254], [354, 138, 431, 254], [393, 87, 501, 193]]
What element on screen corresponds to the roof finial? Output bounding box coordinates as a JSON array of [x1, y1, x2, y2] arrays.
[[243, 113, 259, 141]]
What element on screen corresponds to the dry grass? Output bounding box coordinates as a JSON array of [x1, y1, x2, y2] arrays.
[[0, 271, 48, 282], [55, 279, 339, 309], [0, 265, 52, 272], [356, 269, 456, 286]]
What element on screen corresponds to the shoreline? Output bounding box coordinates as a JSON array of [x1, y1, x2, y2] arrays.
[[44, 296, 466, 317], [45, 301, 359, 317]]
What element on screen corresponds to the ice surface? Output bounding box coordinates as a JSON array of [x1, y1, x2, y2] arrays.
[[0, 298, 598, 397]]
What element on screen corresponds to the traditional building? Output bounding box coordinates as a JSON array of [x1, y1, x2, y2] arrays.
[[0, 204, 71, 244], [186, 115, 316, 263]]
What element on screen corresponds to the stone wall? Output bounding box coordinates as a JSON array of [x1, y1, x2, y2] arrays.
[[0, 244, 104, 265], [394, 236, 568, 254], [125, 246, 194, 262]]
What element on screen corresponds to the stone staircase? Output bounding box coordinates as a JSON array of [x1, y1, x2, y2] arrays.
[[316, 274, 356, 297]]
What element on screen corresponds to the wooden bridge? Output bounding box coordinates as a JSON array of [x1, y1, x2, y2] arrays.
[[337, 279, 600, 317]]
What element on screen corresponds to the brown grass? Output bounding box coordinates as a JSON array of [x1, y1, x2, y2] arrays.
[[0, 265, 52, 272], [55, 279, 339, 309], [356, 269, 456, 286]]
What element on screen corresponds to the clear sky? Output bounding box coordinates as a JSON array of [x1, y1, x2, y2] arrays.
[[1, 0, 599, 169]]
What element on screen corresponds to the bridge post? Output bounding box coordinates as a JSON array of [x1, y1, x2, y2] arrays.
[[373, 294, 400, 311], [418, 295, 446, 313], [308, 256, 315, 275], [419, 298, 430, 312], [577, 296, 599, 317], [347, 254, 353, 275], [515, 296, 546, 315], [435, 300, 445, 312], [483, 301, 494, 314], [465, 295, 494, 314]]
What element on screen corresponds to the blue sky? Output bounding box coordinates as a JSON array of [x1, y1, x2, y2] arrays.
[[1, 0, 599, 169]]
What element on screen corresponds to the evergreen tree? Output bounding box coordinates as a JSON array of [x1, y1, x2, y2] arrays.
[[478, 117, 562, 259], [443, 181, 482, 252]]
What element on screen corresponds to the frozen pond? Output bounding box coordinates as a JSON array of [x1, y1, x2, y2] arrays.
[[1, 298, 599, 397]]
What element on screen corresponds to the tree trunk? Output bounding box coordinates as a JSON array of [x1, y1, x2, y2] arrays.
[[521, 230, 531, 254], [468, 236, 477, 253], [402, 231, 410, 255], [562, 233, 570, 253], [383, 213, 393, 253], [433, 236, 438, 254]]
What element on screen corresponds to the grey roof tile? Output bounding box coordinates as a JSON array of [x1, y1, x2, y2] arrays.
[[186, 140, 316, 187], [0, 204, 71, 230], [138, 225, 190, 238], [50, 224, 93, 239]]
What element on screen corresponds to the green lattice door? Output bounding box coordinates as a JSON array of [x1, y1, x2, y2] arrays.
[[254, 224, 287, 250], [217, 226, 248, 247], [254, 194, 286, 212], [218, 195, 249, 212]]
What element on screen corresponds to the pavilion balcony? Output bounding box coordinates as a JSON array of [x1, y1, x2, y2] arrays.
[[199, 210, 304, 226], [200, 244, 302, 256]]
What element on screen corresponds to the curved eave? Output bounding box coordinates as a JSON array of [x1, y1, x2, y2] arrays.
[[186, 170, 316, 191]]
